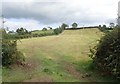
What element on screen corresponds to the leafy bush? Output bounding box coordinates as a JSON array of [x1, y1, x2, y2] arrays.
[[54, 28, 63, 35], [54, 28, 60, 35], [1, 29, 25, 67], [9, 26, 64, 40], [98, 25, 113, 33], [42, 28, 47, 31], [16, 27, 30, 35], [72, 22, 78, 28], [89, 28, 120, 79]]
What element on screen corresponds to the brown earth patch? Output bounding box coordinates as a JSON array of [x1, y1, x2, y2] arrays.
[[63, 62, 94, 82], [9, 57, 39, 73], [64, 62, 83, 80]]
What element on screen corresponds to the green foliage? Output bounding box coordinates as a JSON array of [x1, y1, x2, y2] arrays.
[[90, 28, 120, 79], [42, 28, 47, 31], [48, 27, 52, 30], [11, 24, 68, 39], [109, 23, 115, 28], [9, 29, 55, 39], [72, 22, 78, 28], [53, 23, 68, 35], [98, 25, 107, 33], [32, 29, 55, 37], [102, 25, 106, 29], [54, 28, 60, 35], [43, 68, 53, 74], [16, 27, 30, 35], [98, 25, 113, 33], [1, 29, 25, 67], [99, 25, 101, 28], [61, 23, 69, 29], [14, 28, 32, 39], [54, 27, 63, 35]]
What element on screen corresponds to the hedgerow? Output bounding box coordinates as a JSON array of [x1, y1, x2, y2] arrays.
[[1, 29, 25, 67], [89, 28, 120, 79]]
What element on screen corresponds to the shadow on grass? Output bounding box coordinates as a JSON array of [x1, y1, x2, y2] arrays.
[[73, 60, 120, 82]]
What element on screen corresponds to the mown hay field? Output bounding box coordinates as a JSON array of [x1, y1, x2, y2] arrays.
[[3, 28, 117, 82]]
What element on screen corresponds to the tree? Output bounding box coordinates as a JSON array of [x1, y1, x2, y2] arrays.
[[16, 27, 30, 35], [72, 22, 78, 28], [102, 25, 106, 29], [24, 29, 29, 34], [42, 28, 47, 31], [99, 25, 101, 28], [16, 28, 20, 34], [48, 27, 52, 30], [54, 28, 60, 35], [109, 23, 115, 28], [61, 23, 69, 29]]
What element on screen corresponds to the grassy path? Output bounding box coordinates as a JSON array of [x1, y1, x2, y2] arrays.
[[2, 28, 116, 82]]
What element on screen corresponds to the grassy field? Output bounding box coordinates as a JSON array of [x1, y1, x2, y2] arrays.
[[2, 28, 117, 82], [31, 29, 54, 35]]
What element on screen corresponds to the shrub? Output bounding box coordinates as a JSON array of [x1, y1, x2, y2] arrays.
[[54, 28, 60, 35], [90, 28, 120, 79], [54, 28, 63, 35], [72, 22, 78, 28], [42, 28, 47, 31], [1, 29, 25, 67]]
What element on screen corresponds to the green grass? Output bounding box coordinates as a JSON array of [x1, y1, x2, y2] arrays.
[[2, 28, 118, 82], [31, 29, 54, 35]]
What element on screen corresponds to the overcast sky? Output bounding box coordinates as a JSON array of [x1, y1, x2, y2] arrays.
[[1, 0, 120, 31]]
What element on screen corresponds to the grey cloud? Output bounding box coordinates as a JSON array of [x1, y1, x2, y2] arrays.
[[2, 0, 118, 26], [3, 2, 72, 24]]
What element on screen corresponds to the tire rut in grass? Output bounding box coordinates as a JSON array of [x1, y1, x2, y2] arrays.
[[63, 62, 94, 82]]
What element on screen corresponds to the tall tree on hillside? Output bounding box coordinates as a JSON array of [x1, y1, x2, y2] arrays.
[[16, 27, 29, 35], [99, 25, 101, 28], [61, 23, 69, 29], [72, 22, 78, 28], [42, 28, 47, 31]]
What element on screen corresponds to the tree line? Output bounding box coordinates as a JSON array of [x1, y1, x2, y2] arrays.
[[8, 23, 69, 39]]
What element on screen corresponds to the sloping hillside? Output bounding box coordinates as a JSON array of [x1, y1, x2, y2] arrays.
[[3, 28, 116, 82]]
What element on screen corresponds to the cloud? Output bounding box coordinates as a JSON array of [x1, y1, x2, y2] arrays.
[[119, 1, 120, 16], [4, 18, 62, 31], [2, 0, 120, 30], [3, 2, 68, 24], [4, 19, 41, 31]]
